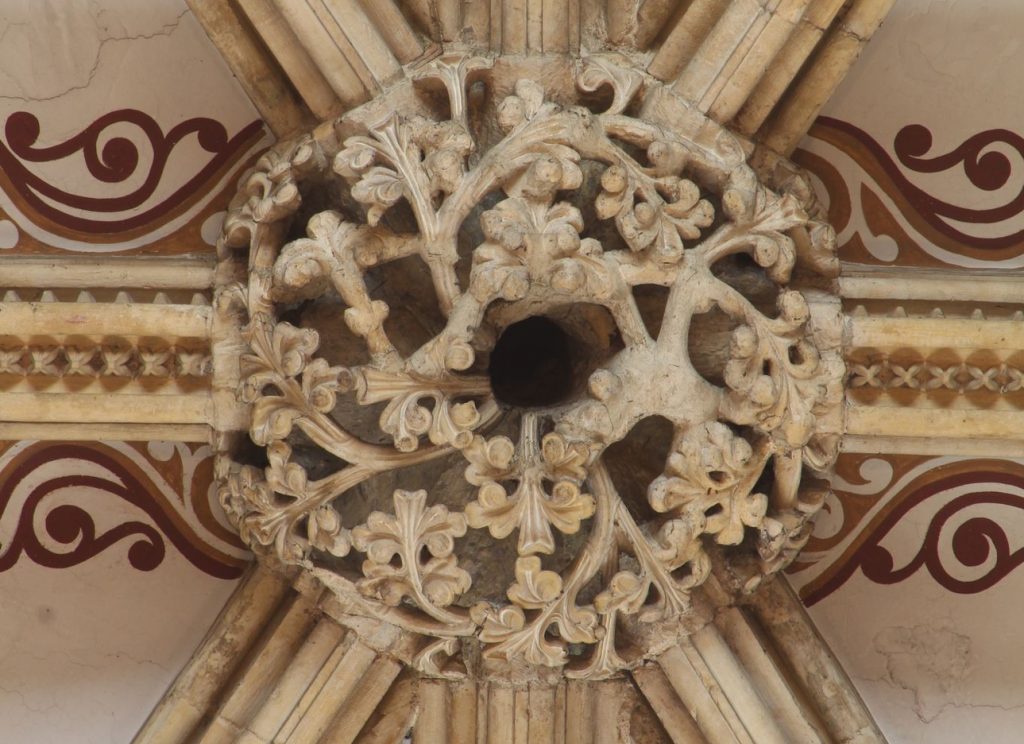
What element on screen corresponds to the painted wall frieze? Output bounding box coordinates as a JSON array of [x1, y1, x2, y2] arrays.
[[0, 110, 268, 254], [790, 454, 1024, 604], [797, 117, 1024, 268], [0, 440, 249, 578]]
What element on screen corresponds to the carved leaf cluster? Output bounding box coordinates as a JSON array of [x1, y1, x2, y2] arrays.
[[472, 195, 612, 302], [595, 162, 714, 261], [648, 422, 767, 545], [353, 367, 486, 452], [720, 292, 840, 450], [218, 464, 306, 563], [351, 490, 471, 608], [223, 136, 323, 247], [464, 419, 595, 555], [241, 317, 345, 446], [596, 512, 710, 622], [218, 53, 844, 679]]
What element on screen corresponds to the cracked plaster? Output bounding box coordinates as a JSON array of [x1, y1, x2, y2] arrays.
[[872, 624, 971, 722], [0, 0, 265, 252], [0, 2, 187, 102], [807, 567, 1024, 743], [0, 0, 259, 143]]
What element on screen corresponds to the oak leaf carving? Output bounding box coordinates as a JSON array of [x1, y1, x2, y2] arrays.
[[352, 490, 471, 608]]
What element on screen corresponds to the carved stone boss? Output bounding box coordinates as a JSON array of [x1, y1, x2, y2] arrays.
[[215, 53, 844, 681]]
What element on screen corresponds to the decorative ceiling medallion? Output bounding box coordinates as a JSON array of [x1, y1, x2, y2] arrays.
[[215, 52, 844, 680]]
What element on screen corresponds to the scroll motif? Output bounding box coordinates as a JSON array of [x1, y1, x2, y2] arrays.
[[797, 117, 1024, 267], [0, 441, 248, 578], [0, 109, 265, 252], [792, 456, 1024, 605]]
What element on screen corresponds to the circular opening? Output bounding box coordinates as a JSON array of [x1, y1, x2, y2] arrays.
[[489, 317, 576, 407]]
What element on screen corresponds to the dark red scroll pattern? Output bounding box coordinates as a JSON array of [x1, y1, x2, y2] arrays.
[[818, 117, 1024, 250], [0, 109, 263, 234], [803, 471, 1024, 605], [0, 444, 245, 578]]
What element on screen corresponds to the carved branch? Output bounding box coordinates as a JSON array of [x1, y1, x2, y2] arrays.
[[217, 53, 843, 679]]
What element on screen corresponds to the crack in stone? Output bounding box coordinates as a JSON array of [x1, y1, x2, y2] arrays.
[[860, 671, 1024, 726], [0, 645, 173, 720]]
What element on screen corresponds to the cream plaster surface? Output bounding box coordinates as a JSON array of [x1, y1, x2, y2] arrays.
[[794, 461, 1024, 743], [808, 572, 1024, 744], [826, 0, 1024, 151], [0, 0, 256, 131], [0, 3, 254, 735], [0, 546, 238, 744]]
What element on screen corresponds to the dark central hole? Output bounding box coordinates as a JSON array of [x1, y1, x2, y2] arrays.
[[489, 316, 575, 407]]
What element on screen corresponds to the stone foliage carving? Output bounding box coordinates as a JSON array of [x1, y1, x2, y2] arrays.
[[216, 53, 843, 679]]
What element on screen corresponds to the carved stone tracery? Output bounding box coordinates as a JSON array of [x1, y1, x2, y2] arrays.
[[215, 52, 844, 680]]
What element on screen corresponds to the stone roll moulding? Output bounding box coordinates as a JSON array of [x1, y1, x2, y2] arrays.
[[211, 48, 846, 687], [0, 256, 220, 443]]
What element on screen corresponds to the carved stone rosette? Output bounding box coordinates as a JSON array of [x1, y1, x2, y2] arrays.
[[214, 52, 844, 681]]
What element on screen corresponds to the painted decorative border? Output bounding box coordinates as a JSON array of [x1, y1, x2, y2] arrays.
[[0, 440, 249, 578], [790, 455, 1024, 604], [795, 117, 1024, 268], [0, 110, 269, 254]]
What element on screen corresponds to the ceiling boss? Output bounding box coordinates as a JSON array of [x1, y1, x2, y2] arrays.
[[214, 51, 844, 682]]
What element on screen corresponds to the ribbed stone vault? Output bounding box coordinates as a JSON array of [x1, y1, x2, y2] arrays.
[[6, 1, 964, 742]]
